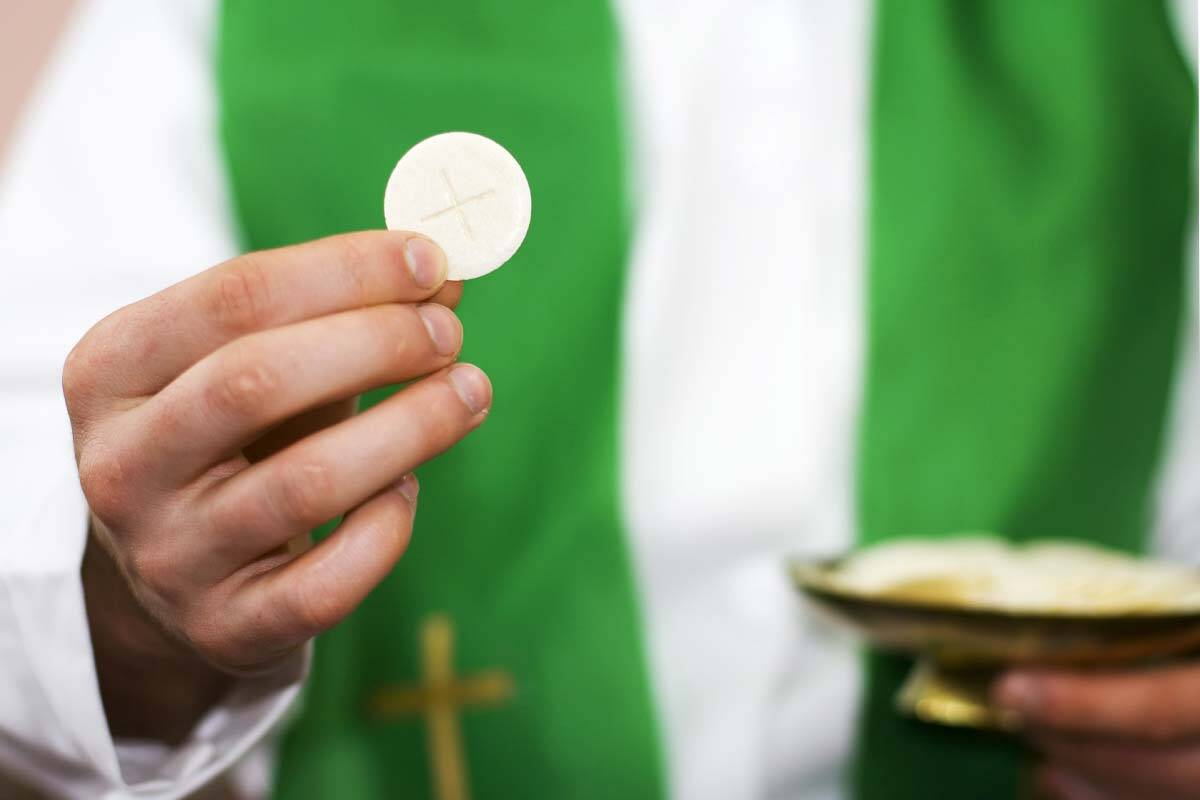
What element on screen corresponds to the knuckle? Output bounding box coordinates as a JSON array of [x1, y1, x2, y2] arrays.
[[335, 235, 373, 305], [206, 351, 279, 420], [128, 545, 179, 599], [61, 340, 94, 409], [213, 257, 273, 333], [381, 305, 423, 361], [202, 490, 244, 540], [271, 460, 334, 525], [179, 604, 237, 664], [287, 577, 347, 635], [78, 447, 137, 523], [146, 389, 189, 442], [61, 316, 120, 411]]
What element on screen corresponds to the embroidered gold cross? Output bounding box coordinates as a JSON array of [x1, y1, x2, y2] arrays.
[[368, 614, 514, 800], [420, 170, 495, 240]]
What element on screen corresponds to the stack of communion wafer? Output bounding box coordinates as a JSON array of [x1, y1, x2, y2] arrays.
[[829, 536, 1200, 614]]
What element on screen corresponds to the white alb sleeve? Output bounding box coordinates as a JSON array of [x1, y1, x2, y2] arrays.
[[0, 1, 304, 797]]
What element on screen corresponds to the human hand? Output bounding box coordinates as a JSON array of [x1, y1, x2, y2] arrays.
[[65, 231, 488, 737], [995, 663, 1200, 799]]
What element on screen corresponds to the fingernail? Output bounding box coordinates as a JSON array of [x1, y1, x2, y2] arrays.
[[416, 303, 461, 356], [448, 364, 491, 415], [995, 673, 1040, 712], [395, 473, 419, 505], [404, 236, 446, 290]]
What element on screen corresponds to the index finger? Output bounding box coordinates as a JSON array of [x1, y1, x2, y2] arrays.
[[85, 230, 455, 397], [995, 663, 1200, 741]]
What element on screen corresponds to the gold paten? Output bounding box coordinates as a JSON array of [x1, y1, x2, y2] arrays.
[[790, 559, 1200, 731]]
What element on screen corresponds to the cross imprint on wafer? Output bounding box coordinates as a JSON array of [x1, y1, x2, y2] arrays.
[[421, 170, 495, 240]]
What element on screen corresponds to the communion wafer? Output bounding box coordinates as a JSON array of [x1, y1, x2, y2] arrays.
[[384, 132, 531, 280], [831, 537, 1200, 613]]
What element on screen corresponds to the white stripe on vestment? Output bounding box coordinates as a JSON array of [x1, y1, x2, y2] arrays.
[[1152, 236, 1199, 565], [615, 2, 873, 798], [1151, 2, 1199, 565]]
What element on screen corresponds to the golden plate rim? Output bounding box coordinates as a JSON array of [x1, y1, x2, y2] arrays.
[[789, 557, 1200, 624]]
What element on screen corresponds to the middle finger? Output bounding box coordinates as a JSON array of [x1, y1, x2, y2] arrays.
[[197, 363, 492, 570], [126, 302, 463, 484]]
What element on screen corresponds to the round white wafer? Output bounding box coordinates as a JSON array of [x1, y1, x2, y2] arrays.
[[383, 132, 531, 280]]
